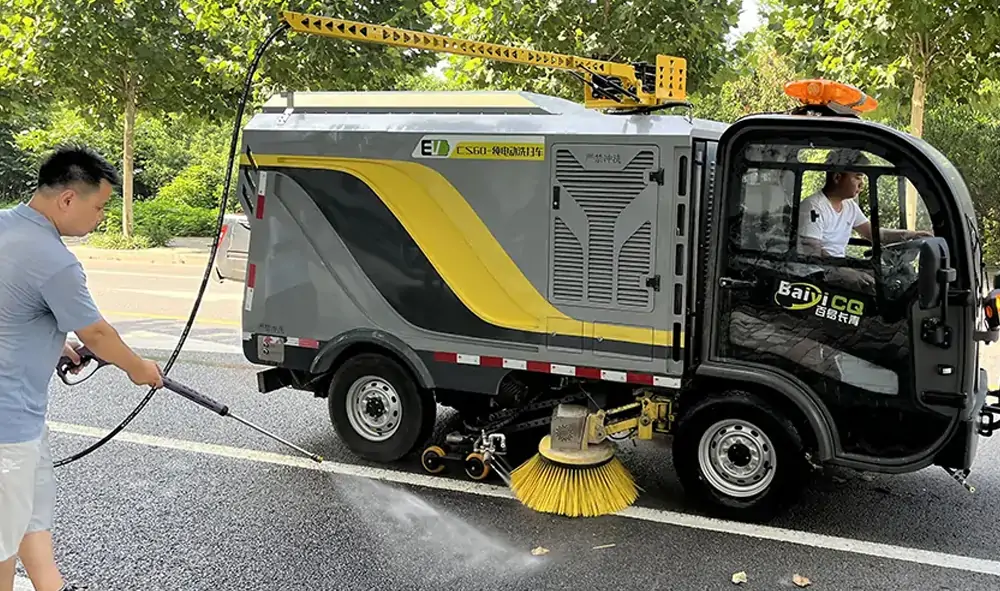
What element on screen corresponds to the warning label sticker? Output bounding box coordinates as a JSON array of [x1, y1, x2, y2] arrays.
[[412, 135, 545, 161]]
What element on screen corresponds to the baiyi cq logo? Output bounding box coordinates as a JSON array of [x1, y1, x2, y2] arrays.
[[774, 280, 864, 326]]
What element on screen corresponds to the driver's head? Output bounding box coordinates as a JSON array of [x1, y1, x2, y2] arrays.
[[823, 149, 869, 200]]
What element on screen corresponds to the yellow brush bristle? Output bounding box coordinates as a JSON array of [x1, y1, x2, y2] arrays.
[[509, 453, 638, 518]]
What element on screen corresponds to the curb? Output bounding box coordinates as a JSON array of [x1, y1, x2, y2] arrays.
[[69, 246, 211, 266]]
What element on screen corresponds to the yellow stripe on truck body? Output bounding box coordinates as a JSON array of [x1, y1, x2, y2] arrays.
[[240, 153, 674, 349]]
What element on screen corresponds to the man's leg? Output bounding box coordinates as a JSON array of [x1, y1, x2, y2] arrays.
[[18, 427, 64, 591], [18, 531, 61, 591], [0, 438, 41, 591], [0, 556, 15, 591]]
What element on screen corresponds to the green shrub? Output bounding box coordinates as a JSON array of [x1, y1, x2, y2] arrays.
[[138, 197, 218, 237], [85, 232, 153, 250], [137, 223, 173, 248], [101, 196, 218, 240], [155, 135, 240, 212], [158, 160, 226, 210]]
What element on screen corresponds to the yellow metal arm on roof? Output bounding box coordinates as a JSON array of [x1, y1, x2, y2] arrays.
[[279, 11, 687, 109]]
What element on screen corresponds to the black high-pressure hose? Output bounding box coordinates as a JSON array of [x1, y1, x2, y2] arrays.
[[54, 20, 291, 468]]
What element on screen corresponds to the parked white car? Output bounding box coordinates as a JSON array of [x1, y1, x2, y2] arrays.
[[214, 213, 250, 283]]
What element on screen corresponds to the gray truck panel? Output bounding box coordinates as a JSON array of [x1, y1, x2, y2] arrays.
[[237, 99, 725, 392]]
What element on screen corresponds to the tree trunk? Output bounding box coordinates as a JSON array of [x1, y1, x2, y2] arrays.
[[122, 72, 137, 238], [904, 71, 927, 230]]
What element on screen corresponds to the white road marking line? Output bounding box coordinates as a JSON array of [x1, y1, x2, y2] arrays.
[[47, 421, 1000, 578], [49, 421, 508, 498], [14, 576, 32, 591], [618, 506, 1000, 577]]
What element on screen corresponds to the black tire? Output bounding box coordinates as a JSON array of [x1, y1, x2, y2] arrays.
[[328, 353, 435, 463], [672, 390, 809, 522]]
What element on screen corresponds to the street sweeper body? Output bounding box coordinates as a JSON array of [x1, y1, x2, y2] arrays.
[[236, 11, 1000, 520]]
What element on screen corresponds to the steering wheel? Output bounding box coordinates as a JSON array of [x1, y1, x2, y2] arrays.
[[879, 238, 930, 298]]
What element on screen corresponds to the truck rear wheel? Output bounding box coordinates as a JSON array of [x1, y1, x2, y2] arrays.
[[672, 390, 808, 522], [328, 353, 435, 463]]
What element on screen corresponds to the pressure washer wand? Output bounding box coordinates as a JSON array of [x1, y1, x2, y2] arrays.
[[159, 376, 324, 462], [57, 348, 324, 463]]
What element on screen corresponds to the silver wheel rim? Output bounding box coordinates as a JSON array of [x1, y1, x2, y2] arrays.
[[697, 418, 776, 498], [345, 376, 402, 442]]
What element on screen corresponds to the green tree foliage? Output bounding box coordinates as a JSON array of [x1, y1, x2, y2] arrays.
[[12, 104, 228, 202], [181, 0, 440, 100], [0, 1, 50, 200], [0, 123, 35, 205], [422, 0, 742, 102], [10, 0, 237, 237], [765, 0, 1000, 137], [922, 102, 1000, 265], [16, 104, 121, 168], [692, 29, 800, 122], [0, 1, 52, 116], [7, 0, 437, 238], [766, 0, 1000, 230]]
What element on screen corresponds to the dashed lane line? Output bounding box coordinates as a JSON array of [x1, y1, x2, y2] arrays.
[[46, 421, 1000, 578], [101, 310, 241, 326]]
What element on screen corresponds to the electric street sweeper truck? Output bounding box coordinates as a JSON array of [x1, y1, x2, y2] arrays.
[[234, 11, 1000, 520]]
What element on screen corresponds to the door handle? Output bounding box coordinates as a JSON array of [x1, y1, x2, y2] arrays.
[[720, 277, 756, 289]]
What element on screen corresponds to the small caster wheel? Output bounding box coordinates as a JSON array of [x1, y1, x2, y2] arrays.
[[464, 452, 490, 481], [421, 446, 447, 474]]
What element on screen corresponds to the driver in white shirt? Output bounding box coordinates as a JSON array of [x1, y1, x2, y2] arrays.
[[798, 149, 931, 290]]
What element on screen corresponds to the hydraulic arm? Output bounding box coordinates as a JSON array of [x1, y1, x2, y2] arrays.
[[279, 11, 687, 109]]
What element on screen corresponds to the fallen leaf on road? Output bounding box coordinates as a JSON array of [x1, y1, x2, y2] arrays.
[[592, 543, 616, 550], [731, 571, 747, 585], [793, 574, 811, 587], [531, 546, 549, 556]]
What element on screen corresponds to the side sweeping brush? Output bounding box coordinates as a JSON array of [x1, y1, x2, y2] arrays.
[[509, 404, 638, 517]]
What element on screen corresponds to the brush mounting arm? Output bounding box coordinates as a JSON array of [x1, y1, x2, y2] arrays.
[[587, 395, 675, 443]]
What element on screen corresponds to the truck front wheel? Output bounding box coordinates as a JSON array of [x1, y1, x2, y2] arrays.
[[672, 391, 809, 522], [328, 353, 435, 463]]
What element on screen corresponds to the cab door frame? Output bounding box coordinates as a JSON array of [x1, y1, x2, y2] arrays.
[[696, 113, 977, 472]]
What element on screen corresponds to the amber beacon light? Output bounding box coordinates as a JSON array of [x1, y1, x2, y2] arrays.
[[784, 79, 879, 114]]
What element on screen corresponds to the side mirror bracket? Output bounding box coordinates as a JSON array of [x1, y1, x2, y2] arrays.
[[918, 238, 955, 348]]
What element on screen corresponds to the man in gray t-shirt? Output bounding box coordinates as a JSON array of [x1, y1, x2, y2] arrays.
[[0, 145, 163, 591]]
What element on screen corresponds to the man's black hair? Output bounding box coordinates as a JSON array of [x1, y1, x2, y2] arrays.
[[36, 144, 120, 193], [823, 148, 870, 192]]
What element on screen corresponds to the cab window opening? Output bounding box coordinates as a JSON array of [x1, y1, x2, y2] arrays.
[[729, 143, 945, 304]]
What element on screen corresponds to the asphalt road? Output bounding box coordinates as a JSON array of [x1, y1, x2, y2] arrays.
[[13, 258, 1000, 590]]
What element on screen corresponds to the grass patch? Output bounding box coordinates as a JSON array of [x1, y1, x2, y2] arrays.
[[85, 232, 154, 250]]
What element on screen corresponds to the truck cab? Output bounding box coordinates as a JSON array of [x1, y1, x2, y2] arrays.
[[693, 81, 997, 488]]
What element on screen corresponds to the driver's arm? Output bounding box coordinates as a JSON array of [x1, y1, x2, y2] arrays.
[[855, 221, 930, 244], [855, 220, 874, 243], [882, 227, 932, 242]]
